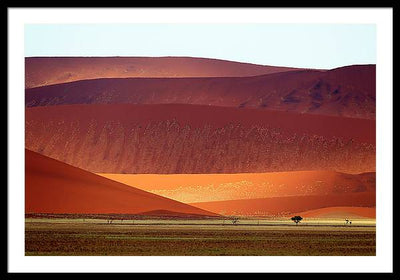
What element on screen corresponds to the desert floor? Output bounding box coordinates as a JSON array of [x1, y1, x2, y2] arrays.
[[25, 217, 375, 256]]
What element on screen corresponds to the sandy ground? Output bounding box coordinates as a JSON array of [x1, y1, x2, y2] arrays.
[[25, 218, 375, 256]]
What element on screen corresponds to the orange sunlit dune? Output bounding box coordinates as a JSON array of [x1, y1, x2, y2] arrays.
[[294, 206, 376, 219], [25, 149, 217, 217], [97, 171, 375, 203], [189, 192, 375, 216]]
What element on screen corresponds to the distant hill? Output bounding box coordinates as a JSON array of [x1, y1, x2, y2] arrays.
[[26, 64, 375, 119], [294, 206, 375, 219], [25, 56, 300, 88], [25, 104, 375, 174]]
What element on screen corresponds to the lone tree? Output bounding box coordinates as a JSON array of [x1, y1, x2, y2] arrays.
[[291, 216, 303, 225], [231, 216, 239, 225]]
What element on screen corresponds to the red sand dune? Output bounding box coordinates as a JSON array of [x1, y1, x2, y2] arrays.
[[294, 206, 376, 219], [25, 104, 375, 174], [25, 149, 217, 216], [26, 64, 375, 119], [98, 171, 376, 203], [189, 192, 375, 216], [25, 56, 300, 89]]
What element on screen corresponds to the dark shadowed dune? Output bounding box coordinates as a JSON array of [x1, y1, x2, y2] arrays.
[[26, 64, 375, 119], [25, 104, 375, 174]]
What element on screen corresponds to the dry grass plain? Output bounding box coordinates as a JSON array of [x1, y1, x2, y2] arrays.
[[25, 217, 375, 256]]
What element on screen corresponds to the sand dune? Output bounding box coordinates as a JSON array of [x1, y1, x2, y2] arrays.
[[25, 149, 217, 216], [24, 57, 376, 219], [189, 192, 375, 216], [25, 56, 300, 89], [98, 171, 375, 203], [25, 104, 375, 174], [294, 206, 375, 219], [26, 64, 375, 119]]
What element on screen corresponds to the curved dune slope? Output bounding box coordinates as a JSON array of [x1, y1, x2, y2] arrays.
[[294, 207, 376, 219], [25, 104, 375, 174], [26, 65, 375, 119], [98, 171, 376, 203], [25, 56, 300, 89], [25, 149, 217, 216], [189, 192, 375, 216]]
